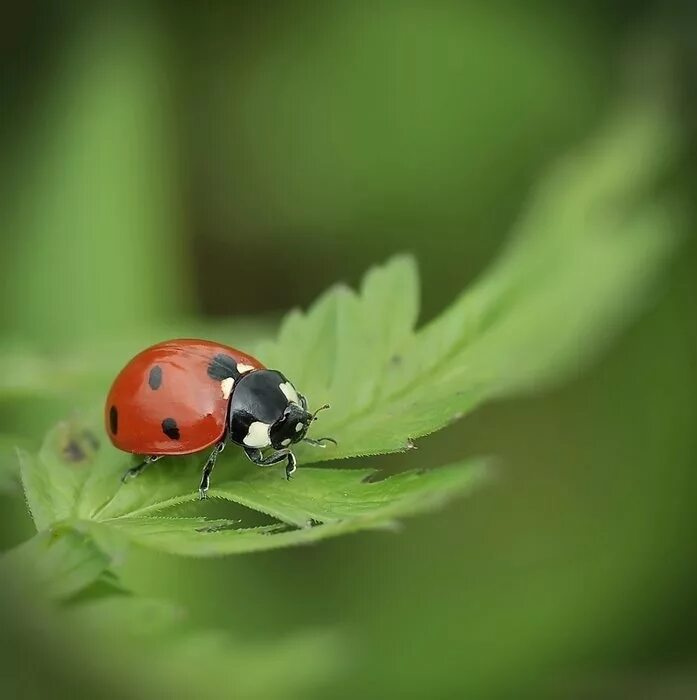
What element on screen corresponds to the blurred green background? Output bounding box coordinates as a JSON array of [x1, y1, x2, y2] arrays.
[[1, 2, 695, 698]]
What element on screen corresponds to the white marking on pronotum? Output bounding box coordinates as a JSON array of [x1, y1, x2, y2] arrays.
[[281, 438, 291, 447], [220, 377, 235, 400], [279, 381, 300, 405], [295, 422, 304, 432], [237, 363, 255, 374], [243, 422, 271, 448]]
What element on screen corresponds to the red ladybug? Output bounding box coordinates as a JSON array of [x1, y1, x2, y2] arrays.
[[105, 339, 334, 498]]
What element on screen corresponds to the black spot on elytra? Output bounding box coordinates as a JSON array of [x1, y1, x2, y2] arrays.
[[207, 353, 238, 381], [148, 365, 163, 390], [161, 417, 180, 440], [109, 406, 118, 435], [63, 439, 86, 462]]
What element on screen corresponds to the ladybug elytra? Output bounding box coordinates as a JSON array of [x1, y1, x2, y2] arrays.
[[105, 339, 334, 498]]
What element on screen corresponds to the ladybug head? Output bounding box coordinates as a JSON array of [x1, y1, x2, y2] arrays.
[[269, 401, 330, 450]]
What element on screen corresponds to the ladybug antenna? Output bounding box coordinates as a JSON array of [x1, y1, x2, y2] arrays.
[[311, 403, 330, 421]]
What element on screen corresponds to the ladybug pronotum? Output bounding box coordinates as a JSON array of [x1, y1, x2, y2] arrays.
[[105, 339, 334, 498]]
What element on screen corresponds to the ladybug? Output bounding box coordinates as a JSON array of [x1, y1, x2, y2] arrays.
[[105, 339, 334, 498]]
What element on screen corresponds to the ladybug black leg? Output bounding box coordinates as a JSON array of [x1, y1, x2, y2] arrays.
[[121, 455, 161, 483], [198, 441, 226, 500], [303, 437, 337, 448], [244, 446, 297, 480], [285, 451, 297, 479]]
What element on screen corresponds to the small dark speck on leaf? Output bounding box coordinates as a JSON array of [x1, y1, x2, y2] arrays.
[[63, 440, 86, 463], [58, 424, 100, 465], [81, 430, 100, 450], [389, 354, 403, 366]]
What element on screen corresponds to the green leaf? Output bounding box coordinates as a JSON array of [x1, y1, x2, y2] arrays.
[[253, 99, 680, 460], [3, 529, 344, 697], [3, 560, 343, 699], [0, 434, 31, 495], [211, 459, 474, 528], [0, 528, 112, 601], [60, 596, 344, 700], [18, 449, 52, 531], [92, 460, 488, 556], [17, 409, 487, 556], [257, 255, 419, 417], [15, 98, 680, 558], [19, 420, 103, 530]]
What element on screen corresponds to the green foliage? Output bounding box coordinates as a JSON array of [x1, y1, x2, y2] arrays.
[[95, 461, 488, 556], [9, 98, 680, 564], [0, 10, 187, 347], [0, 435, 30, 495], [0, 92, 684, 700], [0, 4, 689, 698], [207, 5, 601, 239], [1, 101, 681, 700], [17, 416, 488, 556], [1, 528, 113, 602], [1, 543, 343, 700], [256, 99, 679, 458], [60, 595, 344, 700]]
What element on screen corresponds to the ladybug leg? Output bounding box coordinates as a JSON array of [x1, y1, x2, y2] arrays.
[[304, 437, 337, 448], [285, 451, 297, 479], [198, 441, 226, 500], [244, 447, 297, 480], [121, 455, 161, 483]]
